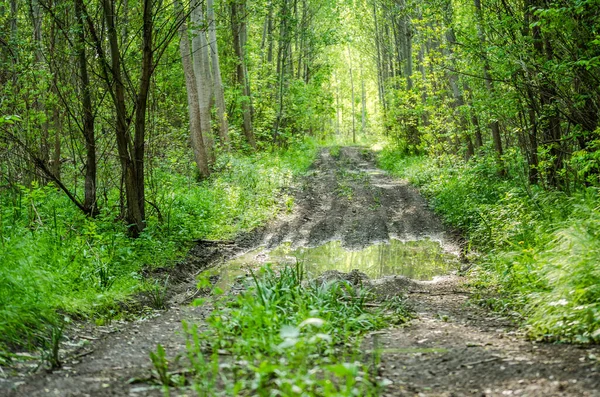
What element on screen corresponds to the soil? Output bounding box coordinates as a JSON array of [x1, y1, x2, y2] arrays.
[[2, 147, 599, 396]]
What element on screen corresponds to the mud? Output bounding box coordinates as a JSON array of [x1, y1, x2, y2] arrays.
[[366, 276, 600, 396], [2, 147, 599, 397]]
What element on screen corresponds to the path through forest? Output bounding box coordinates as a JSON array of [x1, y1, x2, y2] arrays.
[[4, 147, 600, 396]]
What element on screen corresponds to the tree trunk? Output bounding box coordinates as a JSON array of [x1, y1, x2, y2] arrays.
[[372, 1, 386, 111], [175, 0, 210, 178], [400, 0, 413, 90], [442, 0, 470, 158], [231, 0, 256, 148], [529, 0, 561, 186], [474, 0, 504, 173], [191, 0, 216, 161], [416, 8, 429, 127], [133, 0, 154, 224], [103, 0, 145, 235], [361, 72, 366, 134], [347, 44, 356, 143], [75, 0, 97, 216], [207, 0, 230, 147], [30, 0, 50, 170]]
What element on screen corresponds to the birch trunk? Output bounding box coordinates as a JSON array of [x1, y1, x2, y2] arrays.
[[207, 0, 230, 147], [175, 0, 210, 178], [361, 71, 366, 134], [347, 44, 356, 143], [231, 0, 256, 148], [191, 0, 215, 162]]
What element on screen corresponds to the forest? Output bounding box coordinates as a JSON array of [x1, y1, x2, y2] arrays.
[[1, 0, 600, 394]]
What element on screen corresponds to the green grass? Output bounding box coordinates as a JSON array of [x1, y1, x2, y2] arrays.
[[378, 145, 600, 343], [151, 264, 410, 395], [0, 140, 318, 362]]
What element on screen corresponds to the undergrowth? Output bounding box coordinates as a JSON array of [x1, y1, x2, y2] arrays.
[[152, 264, 408, 396], [379, 145, 600, 344], [0, 140, 317, 362]]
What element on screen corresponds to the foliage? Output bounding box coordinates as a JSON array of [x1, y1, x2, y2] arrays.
[[379, 145, 600, 343], [156, 263, 408, 395], [0, 141, 317, 354]]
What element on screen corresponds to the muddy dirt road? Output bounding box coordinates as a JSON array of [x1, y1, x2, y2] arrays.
[[3, 147, 599, 396]]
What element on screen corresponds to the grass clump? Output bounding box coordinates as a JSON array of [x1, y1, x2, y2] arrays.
[[155, 264, 408, 396], [0, 140, 318, 357], [378, 145, 600, 343]]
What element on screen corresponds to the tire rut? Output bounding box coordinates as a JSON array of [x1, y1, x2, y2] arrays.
[[4, 147, 598, 397]]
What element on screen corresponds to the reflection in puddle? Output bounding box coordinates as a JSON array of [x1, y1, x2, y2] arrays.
[[206, 239, 459, 291]]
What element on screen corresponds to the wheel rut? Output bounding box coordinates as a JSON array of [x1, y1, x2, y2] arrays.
[[3, 147, 599, 396]]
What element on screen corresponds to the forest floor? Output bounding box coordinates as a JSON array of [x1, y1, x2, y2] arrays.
[[2, 147, 599, 396]]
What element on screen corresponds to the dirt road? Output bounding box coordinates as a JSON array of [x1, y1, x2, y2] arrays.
[[3, 147, 599, 396]]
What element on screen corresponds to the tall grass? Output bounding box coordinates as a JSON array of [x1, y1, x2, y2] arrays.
[[155, 264, 408, 395], [0, 140, 317, 359], [379, 146, 600, 343]]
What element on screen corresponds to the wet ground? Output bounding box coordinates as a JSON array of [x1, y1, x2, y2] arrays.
[[208, 238, 458, 292], [2, 147, 599, 396]]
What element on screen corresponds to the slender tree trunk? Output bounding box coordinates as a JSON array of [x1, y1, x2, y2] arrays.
[[334, 73, 341, 135], [463, 83, 483, 150], [272, 0, 290, 142], [207, 0, 230, 147], [442, 0, 470, 158], [417, 31, 429, 127], [175, 0, 210, 178], [372, 1, 384, 110], [75, 0, 97, 216], [474, 0, 504, 173], [398, 0, 418, 146], [267, 1, 274, 63], [191, 0, 215, 161], [9, 0, 18, 83], [30, 0, 50, 168], [103, 0, 145, 235], [121, 0, 128, 46], [361, 72, 366, 134], [231, 0, 256, 148], [347, 44, 356, 143], [132, 0, 154, 223], [48, 1, 61, 180], [399, 0, 413, 90]]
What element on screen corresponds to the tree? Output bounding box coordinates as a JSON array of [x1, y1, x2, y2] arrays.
[[175, 0, 211, 178], [231, 0, 256, 148]]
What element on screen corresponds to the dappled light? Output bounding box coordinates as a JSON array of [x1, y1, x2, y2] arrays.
[[1, 0, 600, 395]]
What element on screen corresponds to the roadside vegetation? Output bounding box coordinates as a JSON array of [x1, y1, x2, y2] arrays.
[[379, 147, 600, 343], [2, 0, 599, 379], [0, 141, 317, 362], [151, 264, 410, 396]]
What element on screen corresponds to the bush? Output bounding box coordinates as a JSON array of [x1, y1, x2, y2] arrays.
[[379, 145, 600, 343], [0, 140, 318, 355]]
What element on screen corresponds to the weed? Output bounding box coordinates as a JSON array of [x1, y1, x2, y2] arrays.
[[329, 145, 341, 159], [149, 344, 171, 386], [95, 263, 116, 291], [284, 194, 295, 213], [160, 264, 406, 395], [40, 321, 65, 370], [335, 169, 355, 200], [148, 276, 170, 310]]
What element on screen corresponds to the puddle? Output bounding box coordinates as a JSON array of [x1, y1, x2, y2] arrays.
[[206, 239, 459, 291]]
